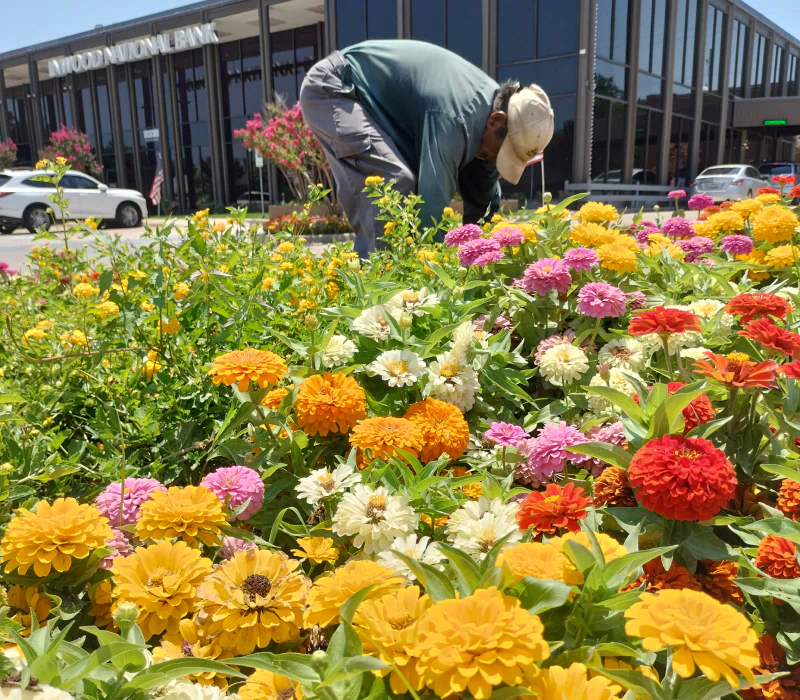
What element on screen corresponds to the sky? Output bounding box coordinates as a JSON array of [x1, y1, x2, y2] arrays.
[[0, 0, 800, 54]]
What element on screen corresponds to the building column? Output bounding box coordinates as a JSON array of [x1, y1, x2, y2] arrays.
[[483, 0, 497, 77], [125, 64, 143, 194], [27, 59, 45, 153], [689, 0, 709, 182], [574, 0, 593, 183], [716, 5, 735, 164], [0, 71, 8, 142], [622, 0, 642, 183], [166, 54, 186, 213], [106, 58, 128, 189], [54, 78, 65, 127], [152, 55, 174, 204], [203, 40, 226, 207], [657, 0, 679, 185], [325, 0, 337, 50], [743, 19, 755, 98], [258, 0, 278, 205], [88, 71, 103, 172]]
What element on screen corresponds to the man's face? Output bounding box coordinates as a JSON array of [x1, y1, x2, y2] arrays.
[[478, 112, 508, 163]]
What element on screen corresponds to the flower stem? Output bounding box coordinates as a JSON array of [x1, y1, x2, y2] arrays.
[[589, 317, 601, 350], [661, 336, 674, 381]]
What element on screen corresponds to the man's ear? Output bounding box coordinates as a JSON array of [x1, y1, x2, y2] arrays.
[[487, 112, 508, 130]]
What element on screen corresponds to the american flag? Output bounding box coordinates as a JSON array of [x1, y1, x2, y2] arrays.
[[149, 152, 164, 206]]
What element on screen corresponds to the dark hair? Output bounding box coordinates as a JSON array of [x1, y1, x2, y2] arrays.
[[492, 80, 522, 138]]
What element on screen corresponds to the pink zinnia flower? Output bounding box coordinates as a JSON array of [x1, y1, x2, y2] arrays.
[[584, 421, 626, 476], [491, 227, 525, 247], [485, 422, 530, 447], [201, 465, 265, 520], [473, 249, 505, 265], [678, 236, 715, 262], [668, 189, 687, 200], [458, 238, 502, 266], [626, 291, 647, 310], [514, 258, 572, 296], [444, 224, 482, 247], [688, 193, 714, 211], [534, 330, 576, 365], [95, 477, 166, 526], [515, 422, 590, 486], [577, 282, 627, 318], [100, 528, 133, 569], [661, 217, 695, 239], [720, 235, 754, 256], [220, 536, 258, 559], [563, 247, 599, 271]]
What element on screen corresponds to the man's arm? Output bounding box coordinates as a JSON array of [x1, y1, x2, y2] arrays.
[[458, 159, 501, 225], [416, 111, 465, 227]]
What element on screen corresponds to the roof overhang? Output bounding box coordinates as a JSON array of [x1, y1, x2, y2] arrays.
[[731, 96, 800, 128]]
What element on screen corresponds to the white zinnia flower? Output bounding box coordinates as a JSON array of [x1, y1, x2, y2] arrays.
[[369, 349, 426, 387], [597, 338, 646, 372], [449, 320, 477, 363], [296, 464, 361, 505], [680, 346, 711, 361], [154, 682, 237, 700], [332, 484, 416, 554], [690, 299, 725, 319], [638, 330, 703, 355], [426, 349, 480, 412], [0, 687, 76, 700], [386, 288, 438, 317], [322, 334, 356, 367], [446, 496, 521, 559], [587, 369, 641, 412], [352, 305, 391, 340], [539, 344, 589, 386], [377, 534, 445, 580]]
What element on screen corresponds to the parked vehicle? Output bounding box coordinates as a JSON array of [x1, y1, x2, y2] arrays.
[[692, 164, 765, 202], [592, 169, 658, 184], [754, 161, 800, 180], [235, 191, 271, 210], [0, 169, 146, 233]]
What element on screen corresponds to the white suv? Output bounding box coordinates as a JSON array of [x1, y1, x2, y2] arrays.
[[0, 169, 147, 234]]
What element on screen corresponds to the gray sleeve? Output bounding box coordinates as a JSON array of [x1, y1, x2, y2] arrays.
[[417, 110, 465, 226]]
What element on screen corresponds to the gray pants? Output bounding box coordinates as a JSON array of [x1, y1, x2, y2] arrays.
[[299, 52, 415, 257]]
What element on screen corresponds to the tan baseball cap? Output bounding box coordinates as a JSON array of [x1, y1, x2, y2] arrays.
[[495, 84, 555, 185]]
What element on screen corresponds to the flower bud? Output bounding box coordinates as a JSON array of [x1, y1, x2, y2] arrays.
[[114, 602, 139, 633], [542, 192, 552, 205], [304, 314, 319, 330], [347, 258, 360, 272], [451, 287, 464, 301], [398, 312, 413, 330], [653, 204, 660, 212]]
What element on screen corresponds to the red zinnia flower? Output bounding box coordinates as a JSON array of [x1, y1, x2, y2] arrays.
[[741, 633, 800, 700], [621, 558, 701, 593], [693, 351, 778, 388], [628, 306, 702, 338], [789, 185, 800, 199], [666, 381, 715, 432], [777, 479, 800, 520], [703, 205, 721, 215], [739, 318, 800, 357], [779, 361, 800, 380], [757, 187, 781, 196], [593, 466, 637, 507], [720, 201, 734, 210], [725, 293, 791, 324], [627, 434, 737, 521], [772, 174, 796, 186], [516, 482, 590, 536], [755, 535, 800, 579], [695, 559, 743, 605]]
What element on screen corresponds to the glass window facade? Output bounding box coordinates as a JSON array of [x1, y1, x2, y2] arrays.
[[752, 32, 767, 97], [336, 0, 397, 49], [410, 0, 482, 66], [789, 53, 799, 97], [703, 6, 725, 94], [729, 19, 747, 97], [4, 85, 32, 164], [771, 44, 785, 95]]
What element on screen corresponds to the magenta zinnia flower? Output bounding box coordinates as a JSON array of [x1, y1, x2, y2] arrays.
[[577, 282, 627, 318], [661, 217, 695, 239], [563, 247, 599, 271], [458, 238, 502, 266], [514, 258, 572, 296], [100, 528, 133, 569], [485, 422, 530, 447], [668, 189, 687, 200], [677, 236, 715, 262], [720, 235, 754, 256], [688, 193, 714, 211], [444, 223, 482, 247], [220, 536, 258, 559], [474, 248, 505, 266], [201, 465, 265, 520], [515, 422, 590, 486], [95, 477, 166, 526], [626, 291, 647, 310], [584, 421, 626, 476], [491, 227, 525, 247]]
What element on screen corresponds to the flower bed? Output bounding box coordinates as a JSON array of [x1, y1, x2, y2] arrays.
[[1, 171, 800, 698]]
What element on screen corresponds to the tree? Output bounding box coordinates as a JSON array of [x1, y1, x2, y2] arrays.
[[0, 138, 17, 170], [38, 127, 103, 179]]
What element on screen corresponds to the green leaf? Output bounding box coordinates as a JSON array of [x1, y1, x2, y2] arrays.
[[226, 652, 322, 683], [435, 542, 481, 596], [567, 442, 631, 470], [562, 540, 598, 573], [743, 518, 800, 544], [516, 577, 572, 614], [316, 656, 391, 689], [595, 547, 677, 590], [762, 463, 800, 483], [122, 658, 244, 690], [685, 416, 732, 439], [391, 551, 455, 602], [595, 668, 666, 700], [582, 386, 647, 424], [486, 687, 536, 699], [340, 585, 376, 625]]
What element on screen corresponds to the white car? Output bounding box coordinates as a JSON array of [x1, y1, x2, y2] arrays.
[[0, 169, 147, 234], [693, 165, 767, 202]]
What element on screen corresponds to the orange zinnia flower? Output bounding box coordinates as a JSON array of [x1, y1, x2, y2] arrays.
[[739, 318, 800, 358], [695, 560, 743, 605], [516, 482, 590, 536], [778, 479, 800, 520], [741, 633, 800, 700], [693, 351, 777, 388], [207, 349, 288, 391], [295, 373, 366, 437], [725, 293, 791, 325], [403, 398, 470, 463], [592, 467, 636, 507], [349, 417, 424, 467], [621, 558, 701, 593], [756, 535, 800, 579], [628, 306, 702, 338], [779, 361, 800, 380]]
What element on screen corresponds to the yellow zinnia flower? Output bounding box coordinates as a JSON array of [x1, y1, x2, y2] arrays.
[[304, 560, 404, 628], [135, 485, 226, 547], [752, 206, 799, 244], [239, 669, 305, 700], [737, 248, 771, 281], [277, 241, 295, 253], [353, 586, 431, 695], [195, 549, 310, 654], [704, 210, 745, 236], [413, 587, 550, 699], [547, 531, 628, 585], [88, 579, 114, 629], [570, 222, 617, 247], [291, 537, 339, 564], [207, 349, 288, 392], [496, 542, 579, 585], [577, 202, 619, 224], [1, 497, 111, 578], [624, 589, 759, 688], [731, 198, 763, 219], [7, 585, 50, 636], [756, 193, 781, 204], [112, 539, 212, 642], [765, 245, 798, 269], [596, 242, 638, 273], [528, 662, 623, 699], [152, 619, 231, 689]]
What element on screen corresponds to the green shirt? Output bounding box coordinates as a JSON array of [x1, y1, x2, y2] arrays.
[[341, 40, 501, 225]]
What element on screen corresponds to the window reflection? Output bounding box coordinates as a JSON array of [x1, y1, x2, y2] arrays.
[[751, 33, 767, 98], [412, 0, 481, 66], [729, 20, 747, 97], [336, 0, 397, 49]]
